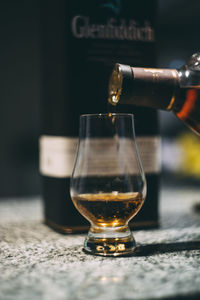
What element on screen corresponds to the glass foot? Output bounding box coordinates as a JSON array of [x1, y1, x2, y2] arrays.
[[83, 225, 136, 257]]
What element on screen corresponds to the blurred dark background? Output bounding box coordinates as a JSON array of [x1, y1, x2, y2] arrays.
[[0, 0, 200, 197], [0, 0, 40, 196]]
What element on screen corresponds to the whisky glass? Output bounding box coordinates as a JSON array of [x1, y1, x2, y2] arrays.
[[70, 113, 146, 256]]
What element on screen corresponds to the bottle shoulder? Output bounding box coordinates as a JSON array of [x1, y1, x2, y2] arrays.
[[178, 53, 200, 87]]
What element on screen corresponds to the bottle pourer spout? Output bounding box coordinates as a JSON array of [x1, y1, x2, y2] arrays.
[[108, 63, 133, 105]]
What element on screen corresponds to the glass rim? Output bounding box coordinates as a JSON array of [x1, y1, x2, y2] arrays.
[[80, 113, 134, 118]]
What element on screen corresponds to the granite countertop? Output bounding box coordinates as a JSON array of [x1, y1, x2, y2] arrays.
[[0, 186, 200, 300]]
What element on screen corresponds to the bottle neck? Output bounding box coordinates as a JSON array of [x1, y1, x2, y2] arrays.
[[108, 64, 180, 111]]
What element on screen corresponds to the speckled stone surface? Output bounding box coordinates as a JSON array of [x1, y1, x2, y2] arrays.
[[0, 187, 200, 300]]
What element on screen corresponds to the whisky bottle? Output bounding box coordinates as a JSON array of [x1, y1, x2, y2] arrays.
[[40, 0, 159, 233], [108, 53, 200, 135]]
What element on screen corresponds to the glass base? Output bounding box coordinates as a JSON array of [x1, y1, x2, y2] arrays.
[[83, 225, 136, 257]]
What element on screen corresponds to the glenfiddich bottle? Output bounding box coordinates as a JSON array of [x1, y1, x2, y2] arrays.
[[40, 0, 159, 233], [108, 53, 200, 135]]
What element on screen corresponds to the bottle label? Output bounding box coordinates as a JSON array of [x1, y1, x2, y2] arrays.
[[39, 135, 160, 178], [71, 16, 155, 42]]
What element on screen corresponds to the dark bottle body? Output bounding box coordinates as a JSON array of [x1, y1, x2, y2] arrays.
[[40, 0, 160, 233], [173, 87, 200, 135]]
